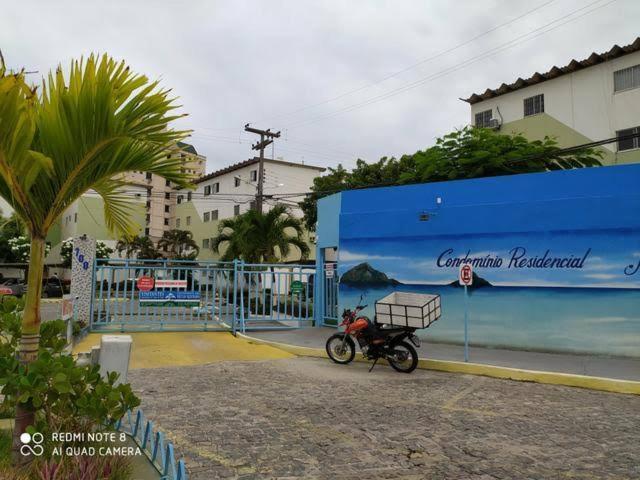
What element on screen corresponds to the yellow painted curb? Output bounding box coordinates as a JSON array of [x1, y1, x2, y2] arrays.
[[238, 333, 640, 395]]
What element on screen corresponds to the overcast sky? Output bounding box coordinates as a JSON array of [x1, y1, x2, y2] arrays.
[[2, 0, 638, 174]]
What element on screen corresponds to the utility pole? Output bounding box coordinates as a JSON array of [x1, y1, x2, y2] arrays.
[[244, 124, 280, 214]]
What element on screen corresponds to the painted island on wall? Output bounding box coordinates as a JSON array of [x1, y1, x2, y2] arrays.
[[338, 232, 640, 357]]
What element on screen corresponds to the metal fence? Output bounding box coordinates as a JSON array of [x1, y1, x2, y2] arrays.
[[322, 262, 339, 326], [90, 259, 321, 333]]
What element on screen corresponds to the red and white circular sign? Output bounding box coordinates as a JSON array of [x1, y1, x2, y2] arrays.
[[0, 287, 13, 295], [459, 264, 473, 286], [136, 276, 155, 291]]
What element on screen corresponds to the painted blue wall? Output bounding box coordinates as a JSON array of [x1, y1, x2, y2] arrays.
[[317, 193, 341, 248], [319, 165, 640, 356]]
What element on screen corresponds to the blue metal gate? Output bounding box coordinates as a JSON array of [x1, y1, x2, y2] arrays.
[[90, 259, 320, 333]]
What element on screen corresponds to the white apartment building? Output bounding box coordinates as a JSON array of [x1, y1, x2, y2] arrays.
[[463, 37, 640, 165], [175, 157, 325, 261]]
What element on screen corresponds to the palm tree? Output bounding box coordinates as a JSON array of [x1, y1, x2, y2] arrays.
[[0, 54, 192, 459], [157, 229, 199, 259], [212, 205, 310, 263], [116, 235, 160, 259]]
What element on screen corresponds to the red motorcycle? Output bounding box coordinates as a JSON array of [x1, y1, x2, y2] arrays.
[[325, 297, 421, 373]]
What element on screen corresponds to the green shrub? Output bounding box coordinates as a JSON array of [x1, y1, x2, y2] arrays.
[[0, 299, 140, 473]]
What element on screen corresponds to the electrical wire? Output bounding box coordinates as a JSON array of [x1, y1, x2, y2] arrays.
[[283, 0, 617, 130], [250, 0, 558, 125]]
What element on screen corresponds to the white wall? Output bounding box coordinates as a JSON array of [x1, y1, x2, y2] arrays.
[[181, 160, 320, 223], [470, 51, 640, 153]]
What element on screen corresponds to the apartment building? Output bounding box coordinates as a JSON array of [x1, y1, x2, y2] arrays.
[[463, 38, 640, 165], [175, 157, 325, 261]]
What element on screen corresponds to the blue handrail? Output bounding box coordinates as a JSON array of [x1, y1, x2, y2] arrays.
[[116, 409, 188, 480]]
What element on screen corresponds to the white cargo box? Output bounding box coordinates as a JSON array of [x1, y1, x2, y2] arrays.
[[375, 292, 441, 329]]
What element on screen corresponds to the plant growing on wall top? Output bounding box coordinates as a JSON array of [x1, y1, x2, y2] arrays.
[[0, 53, 192, 463], [300, 127, 602, 230]]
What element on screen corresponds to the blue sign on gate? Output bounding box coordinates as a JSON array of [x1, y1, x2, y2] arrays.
[[139, 290, 200, 307]]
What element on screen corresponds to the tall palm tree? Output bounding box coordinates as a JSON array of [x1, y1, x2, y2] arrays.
[[212, 205, 310, 263], [157, 229, 199, 259], [116, 235, 160, 259], [0, 54, 192, 459]]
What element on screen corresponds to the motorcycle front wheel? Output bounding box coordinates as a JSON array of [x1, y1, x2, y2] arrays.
[[326, 334, 356, 364], [388, 341, 418, 373]]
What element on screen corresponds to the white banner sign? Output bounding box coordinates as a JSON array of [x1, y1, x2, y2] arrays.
[[155, 279, 188, 289]]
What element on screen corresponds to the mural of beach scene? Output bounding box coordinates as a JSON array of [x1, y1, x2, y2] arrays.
[[338, 232, 640, 357]]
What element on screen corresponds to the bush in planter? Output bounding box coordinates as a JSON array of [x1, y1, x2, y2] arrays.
[[0, 301, 140, 474]]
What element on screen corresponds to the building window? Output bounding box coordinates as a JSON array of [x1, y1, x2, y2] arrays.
[[146, 214, 150, 223], [186, 216, 191, 226], [614, 64, 640, 92], [74, 213, 78, 223], [202, 238, 210, 249], [204, 185, 211, 196], [177, 195, 183, 204], [203, 212, 210, 222], [234, 205, 240, 216], [187, 192, 192, 201], [147, 188, 152, 197], [164, 205, 170, 213], [234, 177, 241, 187], [617, 126, 640, 151], [146, 201, 151, 209], [249, 200, 257, 210], [213, 182, 220, 193], [474, 109, 493, 128], [164, 192, 170, 200], [523, 94, 544, 117], [146, 172, 152, 180], [176, 218, 181, 228], [211, 210, 218, 220], [250, 170, 257, 182], [144, 227, 150, 236], [164, 218, 169, 226]]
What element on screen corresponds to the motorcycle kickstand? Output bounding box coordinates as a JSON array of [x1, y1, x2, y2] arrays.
[[368, 357, 379, 372]]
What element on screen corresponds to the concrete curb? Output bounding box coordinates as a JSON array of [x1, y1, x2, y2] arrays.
[[237, 332, 640, 396]]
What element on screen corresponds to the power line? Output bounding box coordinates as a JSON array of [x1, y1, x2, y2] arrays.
[[250, 0, 558, 125], [283, 0, 616, 130]]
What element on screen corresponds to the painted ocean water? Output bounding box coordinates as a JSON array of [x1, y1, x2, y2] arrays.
[[340, 284, 640, 357]]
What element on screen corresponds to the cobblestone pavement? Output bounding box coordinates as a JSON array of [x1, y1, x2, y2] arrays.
[[129, 358, 640, 479]]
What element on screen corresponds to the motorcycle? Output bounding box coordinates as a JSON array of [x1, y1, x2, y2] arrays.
[[325, 296, 421, 373]]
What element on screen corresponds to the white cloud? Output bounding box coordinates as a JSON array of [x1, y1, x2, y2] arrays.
[[584, 273, 618, 280], [339, 251, 405, 262], [2, 1, 637, 174]]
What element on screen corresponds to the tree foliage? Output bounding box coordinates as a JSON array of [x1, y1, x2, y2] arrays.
[[212, 205, 310, 263], [115, 235, 159, 259], [157, 229, 199, 260], [60, 238, 113, 267], [300, 127, 602, 230], [0, 53, 192, 461]]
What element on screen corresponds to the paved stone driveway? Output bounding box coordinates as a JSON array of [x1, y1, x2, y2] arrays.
[[129, 358, 640, 479]]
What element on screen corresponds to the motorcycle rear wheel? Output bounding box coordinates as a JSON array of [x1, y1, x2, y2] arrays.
[[388, 341, 418, 373], [326, 334, 356, 364]]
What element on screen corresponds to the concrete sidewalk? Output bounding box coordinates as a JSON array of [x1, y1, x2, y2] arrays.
[[245, 327, 640, 382]]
